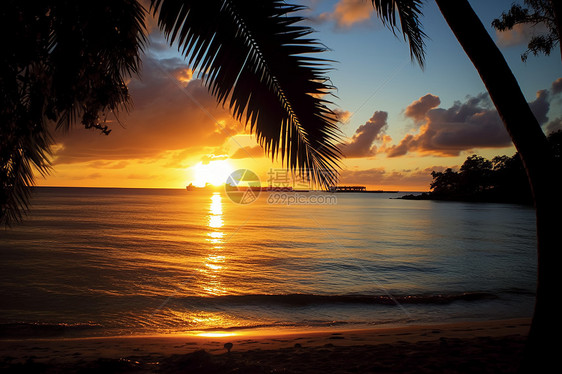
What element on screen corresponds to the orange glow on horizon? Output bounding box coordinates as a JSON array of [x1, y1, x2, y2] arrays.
[[194, 331, 238, 338], [191, 160, 234, 188]]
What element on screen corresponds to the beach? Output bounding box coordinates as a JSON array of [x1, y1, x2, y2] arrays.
[[0, 318, 530, 373]]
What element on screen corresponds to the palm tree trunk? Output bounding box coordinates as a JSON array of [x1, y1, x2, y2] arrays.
[[434, 0, 560, 372]]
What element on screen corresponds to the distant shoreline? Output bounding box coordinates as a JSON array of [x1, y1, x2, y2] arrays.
[[397, 192, 533, 205], [331, 190, 400, 193]]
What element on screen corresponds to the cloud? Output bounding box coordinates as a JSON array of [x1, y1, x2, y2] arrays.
[[495, 22, 550, 48], [334, 109, 353, 124], [545, 117, 562, 134], [86, 161, 129, 169], [495, 23, 534, 47], [127, 173, 157, 180], [230, 145, 265, 159], [528, 89, 550, 125], [404, 94, 441, 122], [340, 111, 388, 158], [52, 56, 242, 164], [386, 79, 561, 157], [316, 0, 374, 28], [200, 154, 229, 163], [551, 78, 562, 95], [387, 93, 512, 157]]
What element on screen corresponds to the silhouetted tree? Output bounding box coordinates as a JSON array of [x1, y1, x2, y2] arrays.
[[430, 168, 460, 196], [1, 0, 342, 225], [428, 154, 533, 204], [548, 129, 562, 160], [1, 0, 147, 225], [492, 0, 559, 62], [371, 1, 560, 370], [459, 155, 493, 195]]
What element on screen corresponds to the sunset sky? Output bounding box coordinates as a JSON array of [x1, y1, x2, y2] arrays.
[[39, 0, 562, 192]]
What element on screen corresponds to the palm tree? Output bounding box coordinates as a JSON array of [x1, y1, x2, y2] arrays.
[[1, 0, 342, 225], [371, 0, 559, 370], [149, 0, 341, 187]]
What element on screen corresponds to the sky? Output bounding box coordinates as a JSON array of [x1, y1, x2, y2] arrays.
[[38, 0, 562, 192]]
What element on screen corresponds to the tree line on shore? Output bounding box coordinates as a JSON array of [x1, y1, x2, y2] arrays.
[[403, 130, 562, 204]]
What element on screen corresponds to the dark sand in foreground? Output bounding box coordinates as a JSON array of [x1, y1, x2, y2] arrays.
[[0, 318, 530, 373]]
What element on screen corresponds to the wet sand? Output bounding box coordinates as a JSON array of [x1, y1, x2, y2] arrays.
[[0, 318, 530, 373]]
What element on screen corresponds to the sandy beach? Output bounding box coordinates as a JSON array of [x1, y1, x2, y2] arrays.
[[0, 318, 530, 373]]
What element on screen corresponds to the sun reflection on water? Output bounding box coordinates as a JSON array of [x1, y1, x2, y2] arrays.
[[201, 192, 227, 296]]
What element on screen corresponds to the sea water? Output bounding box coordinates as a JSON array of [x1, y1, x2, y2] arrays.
[[0, 187, 537, 338]]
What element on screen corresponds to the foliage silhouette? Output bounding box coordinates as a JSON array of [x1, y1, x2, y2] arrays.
[[492, 0, 559, 62], [404, 153, 533, 204], [1, 0, 147, 225]]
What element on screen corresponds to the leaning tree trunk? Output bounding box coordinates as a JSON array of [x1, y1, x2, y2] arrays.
[[434, 0, 561, 372]]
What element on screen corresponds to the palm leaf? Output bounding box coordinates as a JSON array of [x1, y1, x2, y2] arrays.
[[371, 0, 427, 67], [151, 0, 342, 188]]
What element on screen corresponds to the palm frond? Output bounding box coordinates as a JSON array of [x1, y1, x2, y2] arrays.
[[371, 0, 427, 67], [151, 0, 342, 188]]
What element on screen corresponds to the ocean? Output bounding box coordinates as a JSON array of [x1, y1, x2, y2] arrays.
[[0, 187, 537, 338]]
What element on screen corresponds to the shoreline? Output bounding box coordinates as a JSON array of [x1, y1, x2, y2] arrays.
[[0, 318, 531, 373]]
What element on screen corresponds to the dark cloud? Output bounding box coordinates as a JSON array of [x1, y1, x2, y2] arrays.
[[387, 93, 512, 157], [52, 56, 242, 164], [386, 79, 562, 157], [546, 117, 562, 134], [528, 89, 550, 125], [340, 111, 388, 158], [404, 94, 441, 122], [551, 77, 562, 95]]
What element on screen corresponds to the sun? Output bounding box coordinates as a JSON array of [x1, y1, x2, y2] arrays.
[[191, 160, 235, 187]]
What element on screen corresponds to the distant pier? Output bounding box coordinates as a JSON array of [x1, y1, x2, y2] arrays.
[[329, 186, 398, 193], [330, 186, 366, 192]]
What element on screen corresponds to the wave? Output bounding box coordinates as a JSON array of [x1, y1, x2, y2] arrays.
[[0, 322, 103, 338], [174, 292, 499, 307]]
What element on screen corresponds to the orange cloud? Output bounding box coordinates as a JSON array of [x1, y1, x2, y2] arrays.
[[334, 109, 353, 124], [495, 23, 532, 47], [387, 82, 560, 157], [340, 111, 388, 158], [404, 93, 440, 122], [52, 56, 242, 165], [387, 93, 512, 157], [318, 0, 373, 28], [495, 22, 550, 48]]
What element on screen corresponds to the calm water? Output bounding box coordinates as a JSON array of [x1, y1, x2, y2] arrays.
[[0, 187, 537, 338]]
